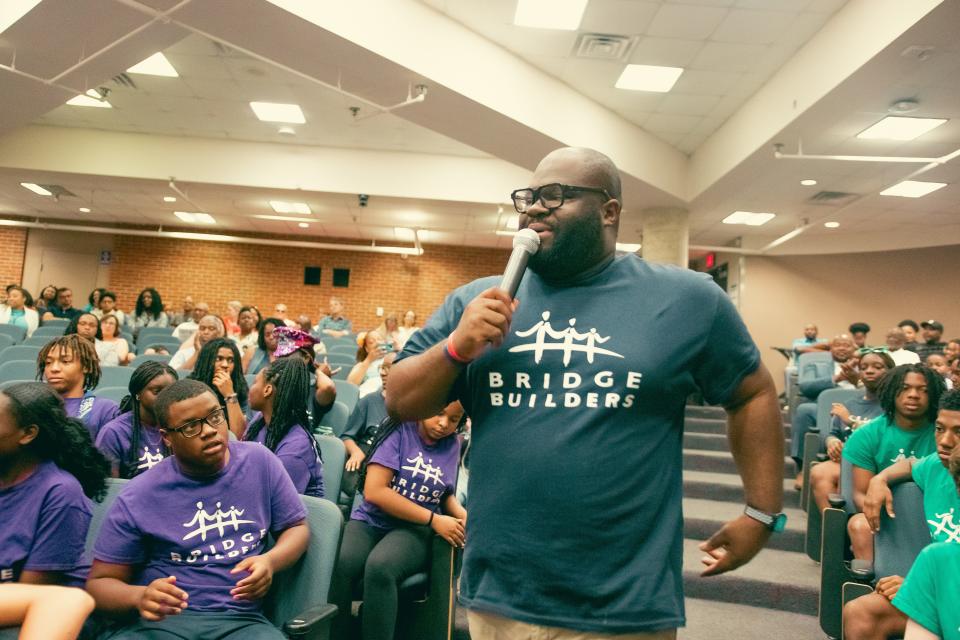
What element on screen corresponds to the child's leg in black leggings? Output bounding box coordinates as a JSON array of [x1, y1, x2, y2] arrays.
[[361, 526, 431, 640], [331, 520, 384, 640]]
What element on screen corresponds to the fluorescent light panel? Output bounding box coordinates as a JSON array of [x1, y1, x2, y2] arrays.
[[66, 89, 112, 108], [79, 207, 91, 213], [20, 182, 52, 196], [616, 243, 642, 253], [615, 64, 683, 92], [722, 211, 776, 226], [163, 196, 177, 203], [250, 102, 305, 124], [514, 0, 587, 30], [824, 221, 839, 228], [857, 116, 947, 141], [126, 52, 179, 77], [254, 214, 316, 223], [174, 211, 216, 224], [879, 180, 947, 198], [0, 0, 41, 34], [298, 222, 309, 229], [800, 179, 817, 186], [270, 200, 311, 214]]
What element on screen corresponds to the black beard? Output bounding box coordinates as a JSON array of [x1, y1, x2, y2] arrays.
[[528, 211, 606, 281]]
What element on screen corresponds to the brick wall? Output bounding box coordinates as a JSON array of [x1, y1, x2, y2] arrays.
[[0, 228, 27, 286], [108, 235, 510, 331]]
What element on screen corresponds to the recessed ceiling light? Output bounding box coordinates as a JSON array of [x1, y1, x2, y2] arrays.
[[514, 0, 587, 30], [0, 0, 41, 34], [250, 102, 306, 124], [616, 242, 642, 252], [20, 182, 52, 196], [722, 211, 776, 226], [856, 116, 947, 141], [879, 180, 947, 198], [298, 222, 309, 229], [174, 211, 216, 224], [163, 196, 177, 203], [615, 64, 684, 92], [823, 221, 840, 228], [126, 52, 179, 77], [254, 214, 317, 223], [270, 200, 311, 215], [800, 179, 818, 186], [79, 207, 91, 213], [66, 89, 112, 108]]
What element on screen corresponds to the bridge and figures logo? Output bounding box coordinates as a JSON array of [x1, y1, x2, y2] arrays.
[[182, 501, 256, 542], [928, 508, 960, 544], [509, 311, 623, 366], [402, 452, 445, 486], [136, 447, 164, 471]]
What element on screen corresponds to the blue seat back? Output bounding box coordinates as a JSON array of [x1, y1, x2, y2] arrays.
[[316, 434, 346, 503], [333, 379, 360, 414], [245, 373, 257, 388], [874, 482, 929, 579], [96, 386, 129, 406], [98, 366, 133, 389], [31, 325, 65, 339], [0, 324, 26, 344], [797, 351, 834, 398], [22, 334, 56, 347], [0, 345, 40, 365], [320, 401, 351, 437], [0, 334, 14, 352], [136, 327, 175, 344], [0, 359, 36, 384], [84, 478, 129, 557], [41, 318, 70, 328], [840, 456, 857, 515], [326, 344, 358, 357], [136, 336, 181, 355], [816, 388, 860, 450], [130, 354, 172, 368]]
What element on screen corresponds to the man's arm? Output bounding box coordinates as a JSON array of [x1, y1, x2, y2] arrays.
[[700, 363, 783, 576], [862, 458, 914, 532], [851, 465, 876, 512]]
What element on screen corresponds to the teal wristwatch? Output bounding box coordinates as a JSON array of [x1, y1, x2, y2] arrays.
[[744, 505, 787, 533]]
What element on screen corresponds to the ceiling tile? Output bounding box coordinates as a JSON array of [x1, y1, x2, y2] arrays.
[[689, 41, 769, 72], [663, 0, 736, 8], [671, 69, 743, 95], [580, 1, 660, 35], [657, 93, 721, 116], [645, 4, 729, 40], [645, 112, 702, 134], [711, 9, 796, 45], [629, 37, 705, 67], [735, 0, 809, 11]]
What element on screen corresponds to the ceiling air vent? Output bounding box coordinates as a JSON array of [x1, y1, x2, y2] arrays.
[[807, 191, 860, 207], [111, 73, 137, 89], [38, 185, 77, 199], [573, 33, 636, 61]]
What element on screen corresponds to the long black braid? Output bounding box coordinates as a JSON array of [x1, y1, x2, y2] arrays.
[[1, 382, 109, 500], [244, 357, 321, 461], [876, 363, 945, 424], [190, 338, 248, 408], [118, 361, 178, 478]]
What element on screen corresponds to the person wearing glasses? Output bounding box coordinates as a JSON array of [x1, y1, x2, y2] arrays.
[[86, 379, 309, 640], [386, 147, 784, 638]]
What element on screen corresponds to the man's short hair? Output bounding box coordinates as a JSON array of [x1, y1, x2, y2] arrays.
[[940, 389, 960, 412], [898, 319, 919, 332], [154, 379, 216, 429]]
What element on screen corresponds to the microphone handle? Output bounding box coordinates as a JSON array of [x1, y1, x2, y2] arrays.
[[500, 248, 530, 299]]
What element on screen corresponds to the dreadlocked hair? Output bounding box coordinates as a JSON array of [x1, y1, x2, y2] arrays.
[[36, 334, 101, 391], [118, 361, 178, 479], [189, 338, 248, 407], [1, 382, 109, 500], [876, 363, 945, 424], [244, 357, 315, 454]]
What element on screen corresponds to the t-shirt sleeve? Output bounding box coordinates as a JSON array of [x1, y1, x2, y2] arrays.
[[892, 545, 941, 637], [93, 496, 146, 565], [274, 444, 313, 495], [690, 284, 761, 406], [100, 400, 120, 425], [25, 485, 92, 573], [842, 420, 879, 472], [910, 453, 938, 491], [265, 450, 308, 533], [368, 426, 402, 473], [94, 423, 125, 466]]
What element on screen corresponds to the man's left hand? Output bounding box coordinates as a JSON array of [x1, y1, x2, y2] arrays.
[[230, 555, 274, 601], [699, 515, 770, 576]]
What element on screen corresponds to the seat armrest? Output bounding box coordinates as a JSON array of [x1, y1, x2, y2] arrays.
[[283, 603, 338, 637], [815, 453, 828, 463], [849, 560, 875, 583], [827, 493, 846, 509]]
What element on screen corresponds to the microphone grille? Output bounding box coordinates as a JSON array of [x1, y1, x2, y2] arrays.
[[513, 228, 540, 254]]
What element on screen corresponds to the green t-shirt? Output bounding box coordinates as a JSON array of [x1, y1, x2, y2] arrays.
[[912, 453, 960, 544], [893, 542, 960, 639], [842, 415, 936, 474]]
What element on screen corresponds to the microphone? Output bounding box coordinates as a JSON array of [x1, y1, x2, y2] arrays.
[[500, 228, 540, 298]]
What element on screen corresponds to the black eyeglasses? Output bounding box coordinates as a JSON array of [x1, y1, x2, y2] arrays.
[[510, 183, 612, 214], [164, 408, 226, 438]]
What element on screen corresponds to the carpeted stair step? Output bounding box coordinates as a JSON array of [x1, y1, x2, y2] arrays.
[[682, 497, 805, 552], [683, 470, 799, 510], [684, 449, 795, 478], [685, 405, 790, 422], [685, 417, 791, 439]]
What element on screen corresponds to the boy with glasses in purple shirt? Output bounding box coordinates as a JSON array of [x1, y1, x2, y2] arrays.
[[86, 379, 309, 639]]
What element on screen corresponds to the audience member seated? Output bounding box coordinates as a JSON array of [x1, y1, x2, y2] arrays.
[[376, 313, 403, 352], [270, 327, 337, 430], [314, 296, 352, 338], [169, 296, 194, 327], [348, 331, 388, 393], [84, 288, 105, 313], [842, 389, 960, 640], [792, 323, 828, 356], [341, 352, 396, 499], [900, 319, 921, 353], [843, 364, 944, 565], [809, 349, 892, 513], [42, 287, 81, 322], [790, 333, 858, 488], [142, 344, 171, 357], [926, 353, 954, 390], [273, 303, 297, 328], [97, 314, 134, 366], [169, 314, 225, 370], [850, 322, 871, 349], [128, 287, 169, 337], [188, 338, 248, 438], [886, 327, 922, 366], [0, 381, 109, 587], [91, 290, 125, 327], [38, 335, 120, 440], [945, 338, 959, 365], [65, 312, 101, 344], [397, 310, 419, 348], [331, 400, 467, 640], [242, 317, 283, 376], [0, 285, 38, 337], [915, 320, 947, 362], [245, 357, 325, 497], [0, 583, 95, 640], [295, 313, 312, 334], [85, 379, 310, 640], [173, 300, 209, 343], [232, 306, 260, 355], [34, 284, 57, 317], [95, 361, 178, 478], [223, 300, 242, 337]]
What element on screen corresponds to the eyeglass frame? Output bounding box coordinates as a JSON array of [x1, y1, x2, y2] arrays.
[[510, 183, 613, 214], [162, 407, 227, 438]]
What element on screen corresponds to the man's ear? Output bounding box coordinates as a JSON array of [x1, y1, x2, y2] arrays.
[[601, 198, 622, 228], [160, 429, 173, 449], [18, 423, 39, 447]]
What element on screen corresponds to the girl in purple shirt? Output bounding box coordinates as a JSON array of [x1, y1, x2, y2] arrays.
[[95, 361, 178, 478], [0, 382, 109, 586], [331, 400, 468, 640], [245, 357, 325, 497]]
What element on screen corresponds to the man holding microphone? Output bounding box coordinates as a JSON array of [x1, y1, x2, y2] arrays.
[[387, 147, 784, 639]]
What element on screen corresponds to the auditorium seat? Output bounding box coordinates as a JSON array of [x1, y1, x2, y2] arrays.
[[318, 401, 350, 437], [245, 372, 257, 388], [315, 434, 345, 504], [129, 353, 172, 368], [40, 318, 69, 329], [136, 336, 181, 355], [98, 366, 134, 389], [31, 325, 66, 339], [0, 324, 26, 344], [332, 380, 359, 414], [819, 457, 860, 638], [96, 386, 129, 405], [135, 327, 176, 345], [21, 334, 56, 347], [326, 344, 357, 358], [0, 360, 36, 384], [325, 355, 356, 371], [0, 334, 15, 352]]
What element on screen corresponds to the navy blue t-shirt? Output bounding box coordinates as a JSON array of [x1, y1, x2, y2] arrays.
[[399, 253, 760, 633]]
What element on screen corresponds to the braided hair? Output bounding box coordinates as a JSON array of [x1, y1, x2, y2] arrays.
[[190, 338, 248, 408], [117, 361, 178, 478], [876, 363, 945, 424], [245, 357, 318, 459], [36, 335, 101, 391], [1, 382, 109, 500]]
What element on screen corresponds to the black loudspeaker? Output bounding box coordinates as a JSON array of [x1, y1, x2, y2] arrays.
[[304, 266, 321, 286], [333, 268, 350, 288]]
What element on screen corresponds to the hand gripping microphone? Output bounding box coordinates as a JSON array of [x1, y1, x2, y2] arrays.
[[499, 228, 540, 299]]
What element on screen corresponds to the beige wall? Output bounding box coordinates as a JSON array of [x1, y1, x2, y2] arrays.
[[22, 230, 113, 299], [737, 244, 960, 393]]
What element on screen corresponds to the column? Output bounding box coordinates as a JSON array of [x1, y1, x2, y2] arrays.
[[640, 207, 689, 267]]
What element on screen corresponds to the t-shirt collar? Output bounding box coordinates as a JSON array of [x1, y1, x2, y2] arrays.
[[534, 252, 617, 287]]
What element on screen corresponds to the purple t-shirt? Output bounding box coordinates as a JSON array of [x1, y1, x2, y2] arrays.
[[247, 413, 325, 498], [63, 394, 120, 442], [93, 441, 306, 612], [0, 461, 92, 586], [95, 412, 167, 478], [351, 421, 460, 531]]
